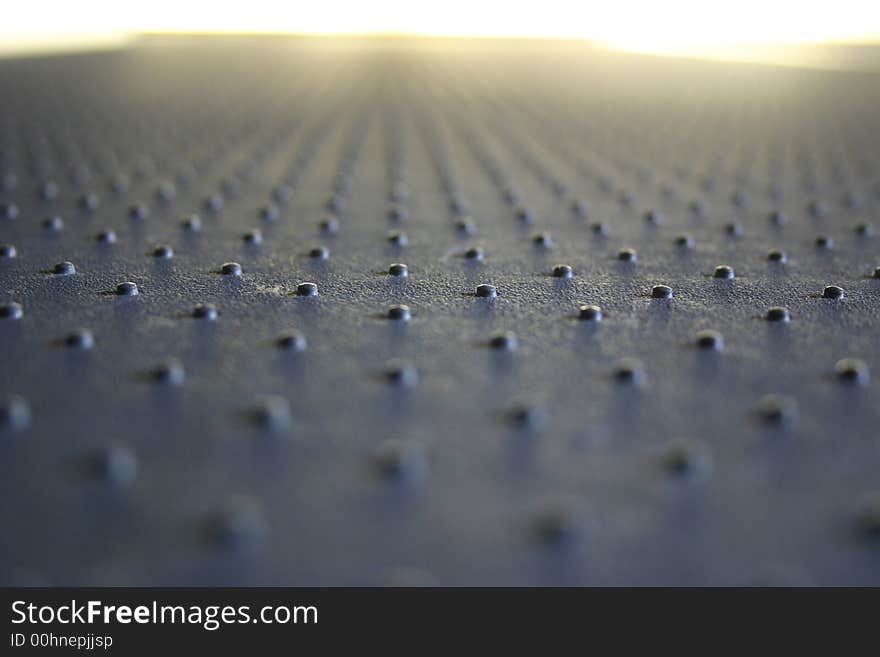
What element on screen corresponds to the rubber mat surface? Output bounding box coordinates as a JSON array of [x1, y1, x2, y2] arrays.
[[1, 37, 879, 585]]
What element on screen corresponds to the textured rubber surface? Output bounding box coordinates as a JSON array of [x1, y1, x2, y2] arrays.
[[1, 38, 879, 585]]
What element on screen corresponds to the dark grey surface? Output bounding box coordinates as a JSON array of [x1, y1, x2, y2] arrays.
[[1, 37, 879, 585]]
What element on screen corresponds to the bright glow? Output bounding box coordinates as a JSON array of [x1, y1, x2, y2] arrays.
[[1, 0, 879, 57]]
